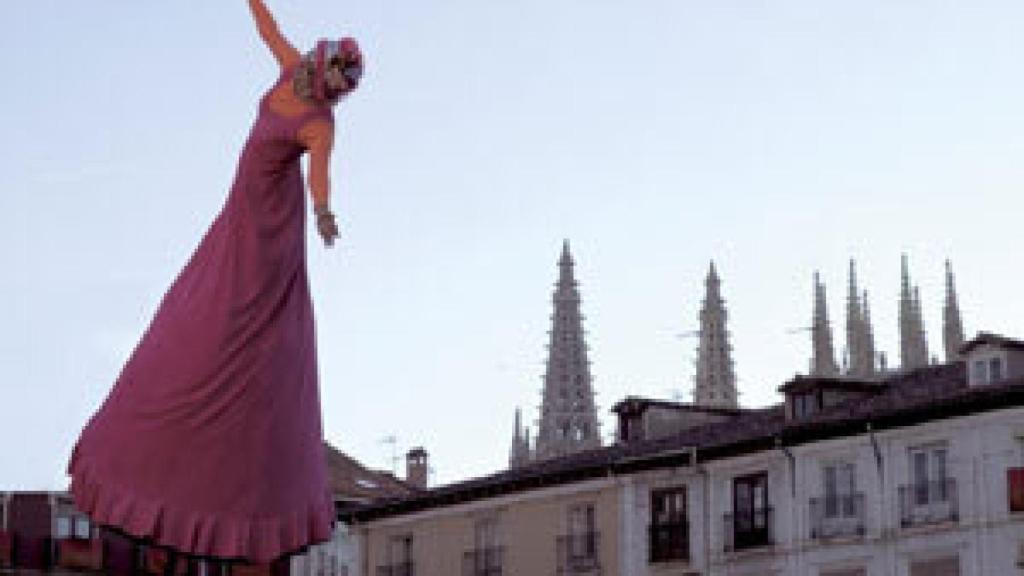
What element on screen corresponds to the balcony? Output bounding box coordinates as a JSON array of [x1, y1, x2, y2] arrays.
[[648, 521, 689, 563], [56, 537, 104, 571], [462, 547, 503, 576], [377, 562, 415, 576], [724, 508, 774, 552], [556, 532, 601, 575], [809, 494, 866, 540], [898, 478, 959, 528]]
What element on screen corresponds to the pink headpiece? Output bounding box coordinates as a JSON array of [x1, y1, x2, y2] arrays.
[[313, 38, 363, 103]]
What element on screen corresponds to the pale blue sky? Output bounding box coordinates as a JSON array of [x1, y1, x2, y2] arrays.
[[2, 1, 1023, 489]]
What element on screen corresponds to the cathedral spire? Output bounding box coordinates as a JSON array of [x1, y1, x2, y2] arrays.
[[844, 260, 876, 377], [509, 407, 531, 468], [943, 260, 965, 362], [899, 254, 913, 368], [533, 241, 601, 462], [899, 254, 928, 370], [694, 262, 738, 408], [913, 286, 929, 366], [862, 290, 877, 375], [811, 272, 839, 376], [845, 260, 864, 376]]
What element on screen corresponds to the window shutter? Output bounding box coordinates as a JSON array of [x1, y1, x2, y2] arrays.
[[1008, 468, 1024, 512]]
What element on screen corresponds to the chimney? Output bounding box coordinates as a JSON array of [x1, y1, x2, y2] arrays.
[[406, 447, 428, 490]]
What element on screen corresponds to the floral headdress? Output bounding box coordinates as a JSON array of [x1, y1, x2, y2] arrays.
[[312, 38, 363, 103]]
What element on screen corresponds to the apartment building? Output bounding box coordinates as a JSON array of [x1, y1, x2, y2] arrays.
[[344, 333, 1024, 576]]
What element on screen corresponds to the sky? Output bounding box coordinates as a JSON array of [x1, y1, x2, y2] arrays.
[[2, 0, 1023, 490]]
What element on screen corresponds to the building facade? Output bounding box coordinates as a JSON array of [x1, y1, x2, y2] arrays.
[[359, 476, 619, 576], [0, 443, 414, 576], [347, 333, 1024, 576]]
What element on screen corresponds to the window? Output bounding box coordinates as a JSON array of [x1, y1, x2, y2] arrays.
[[474, 518, 497, 550], [972, 356, 1006, 384], [470, 518, 502, 575], [650, 487, 688, 562], [823, 463, 857, 518], [792, 392, 819, 419], [731, 472, 770, 550], [75, 517, 91, 539], [387, 535, 412, 566], [57, 516, 72, 539], [990, 358, 1004, 382], [911, 445, 949, 505], [973, 360, 987, 383], [566, 504, 597, 559], [568, 504, 595, 536]]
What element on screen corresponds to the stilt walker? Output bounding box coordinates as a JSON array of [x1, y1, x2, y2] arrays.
[[67, 0, 363, 567]]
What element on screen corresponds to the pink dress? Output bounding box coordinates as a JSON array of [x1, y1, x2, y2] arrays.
[[68, 68, 335, 563]]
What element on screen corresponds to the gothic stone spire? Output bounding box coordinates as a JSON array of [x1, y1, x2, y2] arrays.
[[845, 260, 876, 377], [694, 262, 738, 408], [899, 254, 929, 370], [861, 289, 877, 375], [509, 407, 532, 468], [943, 259, 966, 362], [811, 272, 839, 376], [534, 241, 601, 461]]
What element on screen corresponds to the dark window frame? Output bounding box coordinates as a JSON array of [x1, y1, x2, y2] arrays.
[[649, 486, 688, 563]]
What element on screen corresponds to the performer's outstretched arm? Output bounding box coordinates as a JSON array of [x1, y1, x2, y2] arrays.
[[299, 120, 339, 246], [247, 0, 301, 69]]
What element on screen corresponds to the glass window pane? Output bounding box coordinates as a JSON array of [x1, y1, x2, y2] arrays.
[[824, 466, 837, 498], [973, 360, 987, 383], [56, 517, 71, 539], [74, 517, 91, 539], [990, 358, 1003, 381]]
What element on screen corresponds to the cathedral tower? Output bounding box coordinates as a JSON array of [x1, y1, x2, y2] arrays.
[[845, 261, 876, 377], [694, 262, 738, 408], [811, 272, 839, 376], [943, 260, 966, 362], [899, 255, 929, 370], [532, 241, 601, 461]]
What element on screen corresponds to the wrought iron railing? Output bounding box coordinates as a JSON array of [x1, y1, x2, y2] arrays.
[[462, 546, 503, 576], [377, 562, 414, 576], [898, 478, 959, 528], [723, 507, 774, 552], [556, 532, 601, 575], [648, 521, 689, 563], [809, 493, 866, 539]]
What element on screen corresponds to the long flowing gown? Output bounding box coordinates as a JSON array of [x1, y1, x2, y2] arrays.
[[67, 67, 336, 564]]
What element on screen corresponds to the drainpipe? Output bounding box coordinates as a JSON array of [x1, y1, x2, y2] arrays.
[[866, 422, 893, 576], [697, 464, 711, 575], [867, 423, 883, 484], [775, 437, 797, 573], [775, 437, 796, 498]]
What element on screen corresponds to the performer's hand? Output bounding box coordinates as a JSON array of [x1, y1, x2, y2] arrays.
[[315, 209, 340, 247]]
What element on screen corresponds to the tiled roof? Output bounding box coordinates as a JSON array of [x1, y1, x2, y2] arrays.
[[323, 443, 418, 503], [961, 332, 1024, 353], [342, 362, 1024, 523]]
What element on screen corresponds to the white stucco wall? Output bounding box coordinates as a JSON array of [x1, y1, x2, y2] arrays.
[[622, 406, 1024, 576]]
